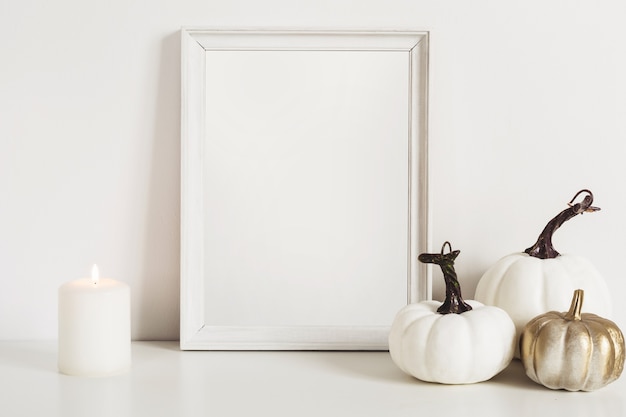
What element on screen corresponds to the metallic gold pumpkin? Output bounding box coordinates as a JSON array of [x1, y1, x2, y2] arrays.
[[520, 289, 625, 391]]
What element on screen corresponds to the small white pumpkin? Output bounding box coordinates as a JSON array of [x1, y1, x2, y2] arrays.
[[474, 190, 612, 356], [389, 242, 516, 384]]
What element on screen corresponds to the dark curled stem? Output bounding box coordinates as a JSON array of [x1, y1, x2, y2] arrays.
[[524, 189, 600, 259], [418, 241, 472, 315]]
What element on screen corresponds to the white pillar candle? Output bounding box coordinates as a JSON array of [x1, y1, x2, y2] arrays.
[[58, 265, 131, 377]]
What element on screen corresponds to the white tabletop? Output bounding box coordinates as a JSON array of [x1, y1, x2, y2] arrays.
[[0, 341, 623, 417]]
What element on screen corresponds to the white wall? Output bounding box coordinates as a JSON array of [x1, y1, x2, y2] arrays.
[[2, 0, 625, 340]]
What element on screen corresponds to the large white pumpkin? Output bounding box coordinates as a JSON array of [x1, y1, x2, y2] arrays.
[[389, 300, 516, 384], [389, 242, 516, 384], [474, 190, 612, 356], [475, 253, 612, 345]]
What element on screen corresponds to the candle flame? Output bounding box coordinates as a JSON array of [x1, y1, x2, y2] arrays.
[[91, 264, 100, 284]]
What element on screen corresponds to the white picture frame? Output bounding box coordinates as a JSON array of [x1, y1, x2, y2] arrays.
[[180, 29, 430, 350]]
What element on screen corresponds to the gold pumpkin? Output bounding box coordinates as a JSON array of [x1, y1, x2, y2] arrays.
[[520, 289, 625, 391]]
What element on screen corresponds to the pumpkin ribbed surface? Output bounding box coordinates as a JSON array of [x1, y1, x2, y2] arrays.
[[389, 300, 516, 384], [520, 308, 624, 391], [475, 253, 612, 355]]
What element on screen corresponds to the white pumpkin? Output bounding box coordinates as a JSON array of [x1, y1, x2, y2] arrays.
[[389, 300, 516, 384], [474, 190, 612, 357], [475, 253, 612, 347], [389, 242, 516, 384]]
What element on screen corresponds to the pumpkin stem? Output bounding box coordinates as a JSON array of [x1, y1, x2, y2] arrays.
[[418, 241, 472, 315], [524, 189, 600, 259], [565, 289, 584, 321]]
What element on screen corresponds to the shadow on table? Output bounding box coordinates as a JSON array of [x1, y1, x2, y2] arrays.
[[315, 351, 417, 385], [0, 342, 58, 373], [319, 352, 547, 390]]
